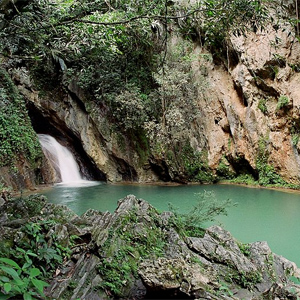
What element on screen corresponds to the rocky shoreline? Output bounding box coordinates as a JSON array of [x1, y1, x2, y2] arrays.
[[0, 193, 299, 299]]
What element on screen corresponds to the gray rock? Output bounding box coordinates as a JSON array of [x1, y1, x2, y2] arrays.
[[21, 195, 299, 300]]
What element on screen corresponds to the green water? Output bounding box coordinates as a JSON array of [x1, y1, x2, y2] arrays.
[[43, 182, 300, 267]]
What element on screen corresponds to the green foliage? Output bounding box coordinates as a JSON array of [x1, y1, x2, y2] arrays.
[[229, 174, 257, 186], [0, 0, 270, 63], [237, 242, 251, 257], [16, 220, 71, 274], [223, 267, 262, 290], [258, 98, 268, 114], [98, 208, 166, 296], [182, 144, 215, 183], [0, 0, 271, 105], [230, 270, 262, 289], [178, 0, 269, 49], [0, 195, 79, 299], [291, 119, 300, 147], [256, 137, 286, 186], [108, 84, 152, 131], [0, 218, 72, 287], [292, 134, 299, 147], [0, 257, 48, 300], [130, 129, 150, 166], [98, 248, 137, 296], [168, 191, 233, 237], [217, 157, 235, 180], [0, 68, 42, 168], [217, 281, 234, 297], [276, 95, 290, 110], [0, 0, 274, 185], [289, 63, 300, 72]]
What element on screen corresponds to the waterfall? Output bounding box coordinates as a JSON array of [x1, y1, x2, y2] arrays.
[[38, 134, 83, 183]]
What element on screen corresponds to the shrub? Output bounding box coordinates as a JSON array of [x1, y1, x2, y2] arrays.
[[256, 137, 286, 186], [258, 98, 267, 114], [276, 95, 289, 110], [0, 68, 42, 168], [0, 257, 48, 300], [168, 191, 234, 237]]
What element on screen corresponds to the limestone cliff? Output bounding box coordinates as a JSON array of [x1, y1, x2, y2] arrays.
[[3, 2, 300, 186]]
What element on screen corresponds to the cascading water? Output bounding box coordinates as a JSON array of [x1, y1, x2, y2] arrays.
[[38, 134, 83, 183]]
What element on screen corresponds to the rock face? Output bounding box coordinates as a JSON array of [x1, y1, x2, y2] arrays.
[[1, 193, 299, 299], [1, 194, 294, 300], [45, 195, 300, 299], [6, 4, 300, 185], [196, 19, 300, 184]]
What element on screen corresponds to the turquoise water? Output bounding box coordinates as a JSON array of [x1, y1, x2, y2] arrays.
[[42, 182, 300, 267]]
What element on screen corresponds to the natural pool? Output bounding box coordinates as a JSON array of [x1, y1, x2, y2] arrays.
[[42, 182, 300, 267]]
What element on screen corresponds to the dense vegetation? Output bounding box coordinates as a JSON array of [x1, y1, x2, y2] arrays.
[[0, 192, 237, 299], [0, 68, 42, 169], [1, 1, 300, 299], [0, 0, 296, 187], [0, 194, 78, 299]]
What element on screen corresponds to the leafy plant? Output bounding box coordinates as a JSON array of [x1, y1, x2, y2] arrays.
[[256, 137, 286, 186], [276, 95, 290, 110], [217, 156, 235, 180], [182, 145, 215, 183], [0, 257, 48, 300], [0, 68, 42, 168], [258, 98, 268, 114], [237, 242, 251, 257], [97, 208, 166, 297], [17, 221, 71, 274], [217, 281, 234, 297], [168, 191, 234, 237], [229, 173, 257, 186]]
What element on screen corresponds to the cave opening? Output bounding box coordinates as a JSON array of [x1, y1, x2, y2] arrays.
[[227, 154, 258, 180], [27, 102, 106, 182]]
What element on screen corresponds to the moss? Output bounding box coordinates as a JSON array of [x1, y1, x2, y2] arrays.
[[181, 142, 215, 183], [256, 137, 287, 186], [0, 68, 42, 169], [258, 98, 268, 114], [132, 129, 150, 167], [97, 208, 166, 297], [276, 94, 289, 111]]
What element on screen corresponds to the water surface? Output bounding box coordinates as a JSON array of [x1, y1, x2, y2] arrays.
[[42, 182, 300, 267]]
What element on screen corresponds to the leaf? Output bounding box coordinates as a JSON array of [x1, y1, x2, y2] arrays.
[[29, 268, 41, 278], [0, 292, 12, 300], [22, 261, 32, 270], [26, 251, 38, 258], [0, 276, 10, 283], [31, 278, 48, 295], [0, 266, 21, 281], [0, 258, 20, 269], [11, 277, 26, 289], [23, 292, 33, 300], [3, 283, 11, 293]]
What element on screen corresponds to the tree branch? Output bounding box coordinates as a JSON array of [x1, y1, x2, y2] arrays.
[[53, 7, 207, 27]]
